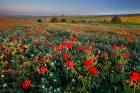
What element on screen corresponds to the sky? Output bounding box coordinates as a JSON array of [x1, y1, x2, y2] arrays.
[[0, 0, 140, 16]]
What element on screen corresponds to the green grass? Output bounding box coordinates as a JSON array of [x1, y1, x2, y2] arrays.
[[81, 21, 140, 29]]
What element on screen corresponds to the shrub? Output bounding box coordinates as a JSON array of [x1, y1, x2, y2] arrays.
[[71, 20, 76, 23], [61, 18, 66, 22], [104, 19, 107, 22], [37, 19, 42, 23], [111, 16, 122, 23], [80, 20, 86, 22], [50, 17, 59, 23]]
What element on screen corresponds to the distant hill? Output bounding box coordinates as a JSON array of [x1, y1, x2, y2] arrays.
[[0, 13, 140, 17], [95, 13, 140, 17], [0, 14, 32, 17], [78, 13, 140, 18]]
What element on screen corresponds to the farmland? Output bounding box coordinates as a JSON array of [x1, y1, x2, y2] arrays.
[[0, 15, 140, 93]]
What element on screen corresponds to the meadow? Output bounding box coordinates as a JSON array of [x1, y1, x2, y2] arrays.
[[0, 15, 140, 93]]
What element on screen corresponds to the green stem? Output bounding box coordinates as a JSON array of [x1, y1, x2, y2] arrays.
[[133, 83, 136, 93]]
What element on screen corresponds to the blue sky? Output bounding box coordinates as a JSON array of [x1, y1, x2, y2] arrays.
[[0, 0, 140, 15]]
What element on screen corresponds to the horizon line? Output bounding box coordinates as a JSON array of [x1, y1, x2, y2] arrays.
[[0, 12, 140, 17]]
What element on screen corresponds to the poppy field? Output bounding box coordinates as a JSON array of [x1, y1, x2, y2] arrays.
[[0, 19, 140, 93]]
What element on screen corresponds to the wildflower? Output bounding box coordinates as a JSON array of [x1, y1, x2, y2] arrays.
[[44, 40, 49, 44], [89, 67, 97, 74], [49, 43, 54, 48], [34, 40, 40, 45], [19, 45, 26, 53], [38, 56, 46, 62], [101, 53, 107, 58], [113, 44, 118, 50], [71, 37, 77, 41], [66, 43, 73, 49], [40, 66, 47, 74], [12, 36, 18, 41], [119, 44, 123, 50], [85, 46, 89, 49], [77, 46, 82, 51], [61, 41, 65, 47], [89, 41, 93, 45], [16, 82, 21, 87], [95, 55, 99, 59], [56, 45, 63, 51], [130, 71, 140, 81], [85, 49, 90, 54], [66, 60, 74, 68], [84, 59, 94, 67], [124, 51, 130, 58], [22, 80, 30, 89], [94, 39, 97, 42], [112, 53, 117, 58], [0, 43, 2, 47], [63, 53, 69, 60]]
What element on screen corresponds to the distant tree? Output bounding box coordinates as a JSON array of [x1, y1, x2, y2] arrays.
[[61, 14, 65, 16], [50, 17, 59, 23], [61, 18, 66, 22], [71, 20, 76, 23], [104, 19, 107, 22], [37, 19, 42, 23], [111, 16, 122, 23], [80, 20, 86, 22]]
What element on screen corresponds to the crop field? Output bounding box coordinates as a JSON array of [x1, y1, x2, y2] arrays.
[[0, 16, 140, 93]]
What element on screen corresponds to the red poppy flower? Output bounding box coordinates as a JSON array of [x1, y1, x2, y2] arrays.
[[49, 43, 54, 48], [124, 51, 130, 58], [71, 37, 77, 41], [77, 46, 82, 51], [89, 67, 97, 74], [130, 71, 140, 81], [113, 44, 118, 50], [94, 39, 97, 42], [66, 60, 74, 68], [34, 40, 40, 45], [95, 55, 99, 59], [63, 53, 69, 60], [101, 53, 107, 58], [84, 59, 94, 67], [85, 49, 90, 54], [38, 56, 46, 62], [16, 82, 21, 87], [89, 41, 93, 45], [66, 43, 73, 49], [119, 44, 123, 50], [40, 66, 47, 74], [0, 44, 2, 47], [61, 41, 65, 47], [111, 53, 117, 58], [12, 36, 18, 41], [56, 45, 63, 51], [22, 80, 30, 89], [85, 46, 89, 49], [19, 45, 26, 53], [44, 40, 49, 44]]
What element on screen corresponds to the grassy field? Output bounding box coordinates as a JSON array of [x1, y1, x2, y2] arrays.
[[1, 14, 140, 23], [0, 15, 140, 36], [0, 15, 140, 93]]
